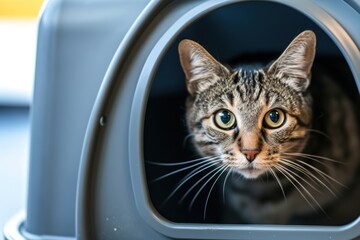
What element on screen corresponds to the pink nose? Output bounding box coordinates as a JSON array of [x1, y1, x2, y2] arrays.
[[240, 149, 260, 162]]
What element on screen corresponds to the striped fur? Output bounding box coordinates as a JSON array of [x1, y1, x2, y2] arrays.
[[179, 31, 360, 224]]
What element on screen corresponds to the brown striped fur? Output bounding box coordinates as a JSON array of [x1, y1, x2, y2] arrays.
[[179, 31, 360, 224]]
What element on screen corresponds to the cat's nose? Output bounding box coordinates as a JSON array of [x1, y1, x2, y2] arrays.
[[240, 149, 260, 162]]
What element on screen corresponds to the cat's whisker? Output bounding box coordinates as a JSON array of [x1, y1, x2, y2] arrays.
[[179, 164, 225, 205], [203, 165, 230, 220], [234, 171, 245, 181], [183, 133, 195, 146], [177, 159, 221, 186], [222, 167, 233, 204], [296, 161, 346, 195], [150, 156, 221, 183], [147, 155, 218, 166], [306, 129, 332, 141], [188, 164, 228, 212], [268, 167, 287, 203], [277, 164, 328, 216], [277, 161, 322, 195], [282, 153, 328, 169], [283, 158, 347, 188], [281, 153, 346, 194], [284, 152, 343, 164], [280, 158, 339, 197], [287, 156, 332, 185], [159, 159, 222, 207], [280, 159, 328, 186], [273, 164, 316, 212], [274, 164, 325, 214]]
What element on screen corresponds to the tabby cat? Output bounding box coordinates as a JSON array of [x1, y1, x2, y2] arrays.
[[177, 30, 360, 224]]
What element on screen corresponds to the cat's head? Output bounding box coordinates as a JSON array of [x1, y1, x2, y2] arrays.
[[179, 30, 316, 179]]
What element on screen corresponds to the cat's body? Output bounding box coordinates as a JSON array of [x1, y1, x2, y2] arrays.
[[178, 31, 360, 224]]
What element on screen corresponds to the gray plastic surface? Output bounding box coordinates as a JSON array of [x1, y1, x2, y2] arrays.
[[24, 0, 149, 238], [78, 0, 360, 239], [8, 0, 360, 239]]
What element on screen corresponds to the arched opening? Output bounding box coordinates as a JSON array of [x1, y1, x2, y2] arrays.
[[143, 1, 360, 225]]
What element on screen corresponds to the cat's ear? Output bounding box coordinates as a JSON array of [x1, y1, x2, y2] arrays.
[[267, 30, 316, 92], [178, 39, 230, 95]]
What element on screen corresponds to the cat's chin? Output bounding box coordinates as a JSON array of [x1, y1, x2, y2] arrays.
[[235, 167, 266, 179]]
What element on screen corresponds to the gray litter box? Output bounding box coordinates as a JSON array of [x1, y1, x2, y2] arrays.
[[4, 0, 360, 239]]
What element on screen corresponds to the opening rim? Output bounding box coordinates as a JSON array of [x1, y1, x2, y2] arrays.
[[129, 0, 360, 239]]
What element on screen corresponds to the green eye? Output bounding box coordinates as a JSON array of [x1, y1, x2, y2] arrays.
[[264, 109, 286, 129], [214, 110, 236, 130]]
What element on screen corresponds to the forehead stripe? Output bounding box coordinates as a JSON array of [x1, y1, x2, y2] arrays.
[[227, 92, 234, 106]]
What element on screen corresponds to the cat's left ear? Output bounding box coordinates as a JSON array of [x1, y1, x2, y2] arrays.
[[178, 39, 230, 95], [267, 30, 316, 92]]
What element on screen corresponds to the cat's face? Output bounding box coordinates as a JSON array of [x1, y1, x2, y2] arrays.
[[179, 31, 316, 179]]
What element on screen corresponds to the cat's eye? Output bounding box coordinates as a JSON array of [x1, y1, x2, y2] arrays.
[[214, 110, 236, 130], [263, 109, 286, 129]]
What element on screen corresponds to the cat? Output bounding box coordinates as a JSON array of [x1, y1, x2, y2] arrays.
[[177, 30, 360, 224]]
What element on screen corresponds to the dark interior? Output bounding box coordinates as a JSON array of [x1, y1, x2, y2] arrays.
[[143, 2, 360, 225]]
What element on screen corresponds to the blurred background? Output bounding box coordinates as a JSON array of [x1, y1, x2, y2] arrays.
[[0, 0, 43, 233]]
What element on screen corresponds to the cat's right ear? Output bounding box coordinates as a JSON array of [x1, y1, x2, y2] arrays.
[[267, 30, 316, 92], [178, 40, 230, 95]]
